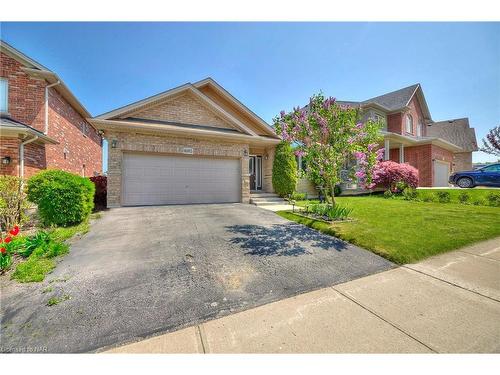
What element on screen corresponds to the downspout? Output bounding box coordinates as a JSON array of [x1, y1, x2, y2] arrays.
[[19, 135, 38, 179], [45, 81, 60, 134]]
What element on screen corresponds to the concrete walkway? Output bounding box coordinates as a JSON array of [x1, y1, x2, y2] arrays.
[[104, 238, 500, 353]]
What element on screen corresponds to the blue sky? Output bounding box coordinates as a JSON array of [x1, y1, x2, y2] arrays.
[[2, 22, 499, 170]]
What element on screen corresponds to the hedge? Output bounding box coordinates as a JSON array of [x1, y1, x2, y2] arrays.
[[272, 142, 298, 197], [27, 170, 95, 227]]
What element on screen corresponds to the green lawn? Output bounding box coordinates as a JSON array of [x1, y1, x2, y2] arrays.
[[278, 196, 500, 264], [416, 188, 498, 205]]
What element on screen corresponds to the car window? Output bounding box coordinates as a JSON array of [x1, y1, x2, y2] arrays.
[[482, 164, 500, 172]]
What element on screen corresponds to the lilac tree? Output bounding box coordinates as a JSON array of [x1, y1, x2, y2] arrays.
[[274, 93, 383, 206], [481, 126, 500, 157]]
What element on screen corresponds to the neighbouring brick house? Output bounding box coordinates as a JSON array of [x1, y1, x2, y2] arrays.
[[0, 40, 102, 178], [89, 78, 280, 207], [297, 84, 478, 195]]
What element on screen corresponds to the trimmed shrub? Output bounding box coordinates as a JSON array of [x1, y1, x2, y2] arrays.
[[373, 161, 419, 193], [402, 187, 418, 201], [422, 193, 435, 202], [436, 191, 451, 203], [89, 175, 107, 209], [290, 192, 307, 201], [27, 170, 95, 227], [486, 191, 500, 207], [458, 191, 470, 204], [272, 142, 298, 197], [383, 190, 394, 199], [472, 198, 486, 206]]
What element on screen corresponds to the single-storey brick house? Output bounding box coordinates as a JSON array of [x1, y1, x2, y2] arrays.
[[89, 78, 280, 207], [0, 40, 102, 178]]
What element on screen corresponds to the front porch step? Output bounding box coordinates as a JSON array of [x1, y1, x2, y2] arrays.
[[250, 197, 285, 203], [250, 192, 288, 206], [250, 192, 280, 198]]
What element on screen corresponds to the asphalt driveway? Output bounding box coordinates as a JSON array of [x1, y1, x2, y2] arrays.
[[1, 204, 393, 353]]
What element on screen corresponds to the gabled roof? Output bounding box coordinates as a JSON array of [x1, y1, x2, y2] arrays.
[[338, 84, 433, 123], [0, 39, 91, 119], [94, 77, 277, 138], [363, 84, 420, 111], [426, 117, 478, 152]]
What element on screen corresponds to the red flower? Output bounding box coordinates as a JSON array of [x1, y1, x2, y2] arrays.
[[9, 226, 20, 236], [4, 237, 12, 244], [0, 248, 6, 254]]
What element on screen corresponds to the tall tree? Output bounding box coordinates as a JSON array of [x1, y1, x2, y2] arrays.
[[274, 93, 383, 206], [481, 126, 500, 157]]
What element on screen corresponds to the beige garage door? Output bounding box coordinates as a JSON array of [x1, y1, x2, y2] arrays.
[[434, 160, 450, 187], [122, 153, 241, 206]]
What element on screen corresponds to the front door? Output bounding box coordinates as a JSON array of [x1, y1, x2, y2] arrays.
[[249, 155, 262, 191]]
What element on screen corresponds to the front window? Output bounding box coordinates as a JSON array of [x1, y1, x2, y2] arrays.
[[405, 114, 413, 134], [0, 78, 8, 113], [295, 155, 307, 174]]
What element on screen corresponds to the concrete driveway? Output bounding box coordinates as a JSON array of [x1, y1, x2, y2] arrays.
[[0, 204, 393, 353]]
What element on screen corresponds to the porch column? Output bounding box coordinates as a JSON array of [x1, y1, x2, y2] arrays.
[[399, 144, 404, 163], [384, 138, 390, 160]]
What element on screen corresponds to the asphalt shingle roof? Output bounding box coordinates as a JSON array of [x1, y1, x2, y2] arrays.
[[426, 118, 478, 152], [362, 84, 420, 111]]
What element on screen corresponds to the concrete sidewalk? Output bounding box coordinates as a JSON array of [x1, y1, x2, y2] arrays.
[[104, 239, 500, 354]]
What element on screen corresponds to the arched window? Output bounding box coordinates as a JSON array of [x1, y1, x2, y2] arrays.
[[405, 114, 413, 134]]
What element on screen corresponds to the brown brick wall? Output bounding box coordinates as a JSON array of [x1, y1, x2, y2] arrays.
[[0, 137, 20, 175], [453, 152, 473, 172], [387, 113, 402, 134], [405, 97, 426, 136], [129, 92, 235, 130], [1, 52, 102, 177], [400, 145, 432, 187], [105, 131, 250, 207]]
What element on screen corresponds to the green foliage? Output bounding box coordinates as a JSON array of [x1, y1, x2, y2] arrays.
[[290, 192, 307, 201], [0, 175, 30, 231], [0, 252, 12, 271], [436, 191, 451, 203], [402, 187, 418, 201], [472, 199, 486, 206], [305, 203, 353, 220], [19, 231, 50, 258], [334, 184, 342, 197], [422, 193, 435, 203], [27, 170, 95, 226], [272, 142, 298, 197], [383, 190, 394, 199], [12, 257, 55, 283], [458, 191, 470, 204], [47, 294, 70, 306], [486, 191, 500, 207]]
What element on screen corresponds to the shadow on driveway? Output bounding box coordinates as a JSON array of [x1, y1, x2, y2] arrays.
[[226, 223, 348, 257]]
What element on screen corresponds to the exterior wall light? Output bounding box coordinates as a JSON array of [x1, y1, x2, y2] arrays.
[[111, 139, 118, 148], [243, 149, 248, 157], [2, 156, 11, 165]]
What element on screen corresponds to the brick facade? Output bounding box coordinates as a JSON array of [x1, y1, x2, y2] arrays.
[[129, 92, 234, 130], [0, 51, 102, 178], [106, 131, 252, 207]]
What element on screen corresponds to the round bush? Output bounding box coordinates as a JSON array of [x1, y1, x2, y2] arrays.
[[272, 142, 298, 197], [373, 160, 419, 192], [27, 170, 95, 227]]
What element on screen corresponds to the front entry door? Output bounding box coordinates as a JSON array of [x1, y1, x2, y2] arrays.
[[249, 155, 262, 191]]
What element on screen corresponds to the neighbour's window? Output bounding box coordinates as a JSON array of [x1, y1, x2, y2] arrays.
[[0, 78, 8, 113], [405, 114, 413, 134], [372, 112, 385, 124]]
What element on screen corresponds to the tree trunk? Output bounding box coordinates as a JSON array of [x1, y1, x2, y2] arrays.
[[329, 182, 336, 207]]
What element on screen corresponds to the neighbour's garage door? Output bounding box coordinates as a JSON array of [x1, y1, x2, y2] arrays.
[[122, 153, 241, 206], [434, 160, 450, 187]]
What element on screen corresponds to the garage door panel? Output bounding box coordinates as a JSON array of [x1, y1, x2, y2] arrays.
[[123, 153, 241, 206]]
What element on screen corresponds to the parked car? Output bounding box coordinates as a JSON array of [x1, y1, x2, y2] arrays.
[[449, 163, 500, 188]]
